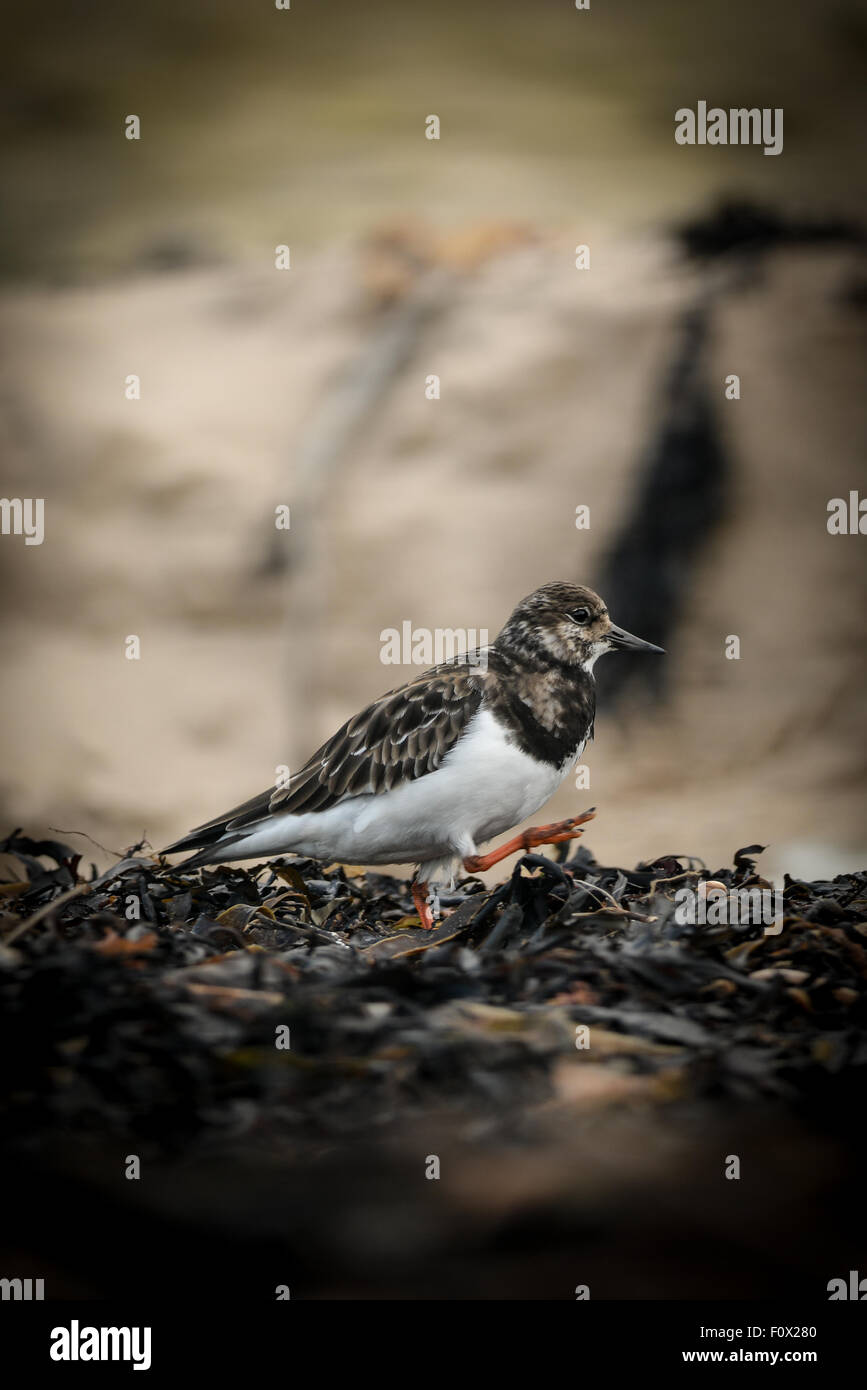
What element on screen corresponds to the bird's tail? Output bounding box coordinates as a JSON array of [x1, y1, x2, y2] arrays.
[[162, 786, 275, 869]]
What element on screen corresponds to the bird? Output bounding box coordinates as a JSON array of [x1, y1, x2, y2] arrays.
[[163, 582, 664, 929]]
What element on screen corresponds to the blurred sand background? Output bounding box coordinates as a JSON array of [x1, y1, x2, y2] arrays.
[[1, 0, 866, 883]]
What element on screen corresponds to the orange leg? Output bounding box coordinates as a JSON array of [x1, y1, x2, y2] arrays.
[[463, 809, 596, 875], [411, 879, 436, 931]]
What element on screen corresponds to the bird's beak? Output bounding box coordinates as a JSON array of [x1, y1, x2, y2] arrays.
[[607, 623, 665, 655]]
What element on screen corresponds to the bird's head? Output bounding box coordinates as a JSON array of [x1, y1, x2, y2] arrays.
[[497, 581, 665, 670]]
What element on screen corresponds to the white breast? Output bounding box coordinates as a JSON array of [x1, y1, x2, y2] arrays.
[[425, 707, 581, 848], [239, 708, 582, 867]]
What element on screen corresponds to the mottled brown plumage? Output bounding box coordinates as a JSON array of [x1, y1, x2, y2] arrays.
[[166, 664, 486, 856]]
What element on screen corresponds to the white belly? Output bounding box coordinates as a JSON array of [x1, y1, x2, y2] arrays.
[[234, 709, 583, 867]]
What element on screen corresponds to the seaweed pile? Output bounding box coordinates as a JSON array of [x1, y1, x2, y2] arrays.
[[2, 830, 866, 1298], [2, 831, 865, 1155]]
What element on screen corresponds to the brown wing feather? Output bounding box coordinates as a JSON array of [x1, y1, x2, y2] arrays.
[[269, 663, 484, 818], [163, 663, 486, 855]]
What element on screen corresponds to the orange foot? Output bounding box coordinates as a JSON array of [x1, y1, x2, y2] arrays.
[[411, 879, 436, 931], [463, 808, 596, 874]]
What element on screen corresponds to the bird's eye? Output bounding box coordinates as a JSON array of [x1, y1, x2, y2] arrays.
[[571, 607, 590, 624]]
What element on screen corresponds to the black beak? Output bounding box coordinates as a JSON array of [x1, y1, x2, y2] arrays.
[[607, 623, 665, 655]]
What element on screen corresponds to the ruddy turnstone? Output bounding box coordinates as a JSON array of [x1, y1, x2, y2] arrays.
[[164, 582, 663, 928]]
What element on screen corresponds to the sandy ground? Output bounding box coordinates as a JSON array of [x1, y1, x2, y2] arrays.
[[1, 231, 865, 885], [2, 0, 866, 885]]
